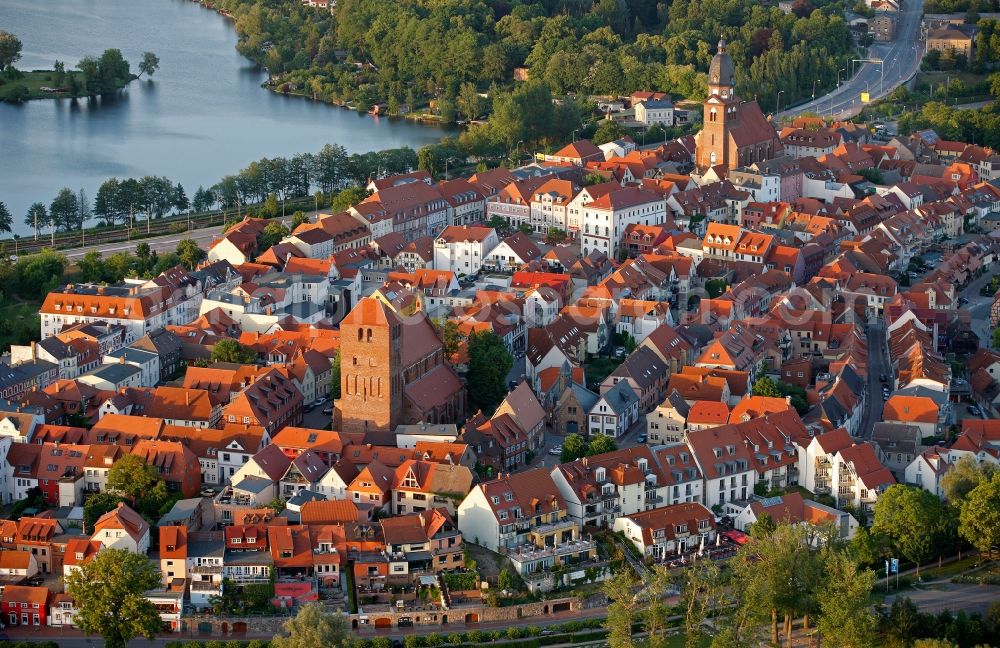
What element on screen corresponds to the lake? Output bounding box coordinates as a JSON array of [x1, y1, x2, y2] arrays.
[[0, 0, 445, 235]]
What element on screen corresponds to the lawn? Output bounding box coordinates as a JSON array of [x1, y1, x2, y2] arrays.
[[584, 357, 624, 386], [0, 70, 73, 101], [918, 556, 988, 581], [0, 300, 41, 351]]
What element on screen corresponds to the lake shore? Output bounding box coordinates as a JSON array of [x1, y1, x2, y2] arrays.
[[0, 69, 137, 103]]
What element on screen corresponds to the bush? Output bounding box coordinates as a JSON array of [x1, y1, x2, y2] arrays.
[[447, 633, 465, 644]]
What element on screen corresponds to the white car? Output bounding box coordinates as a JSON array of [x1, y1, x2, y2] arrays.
[[549, 446, 562, 456]]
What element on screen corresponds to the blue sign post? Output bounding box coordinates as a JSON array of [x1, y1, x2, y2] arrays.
[[892, 558, 899, 588]]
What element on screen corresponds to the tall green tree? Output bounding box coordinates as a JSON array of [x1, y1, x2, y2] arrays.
[[271, 603, 351, 648], [873, 484, 953, 577], [679, 560, 720, 648], [259, 221, 289, 250], [603, 569, 638, 648], [0, 201, 12, 234], [0, 31, 22, 71], [211, 338, 259, 364], [49, 187, 80, 232], [107, 454, 161, 504], [64, 548, 162, 648], [329, 349, 341, 399], [941, 455, 996, 504], [587, 434, 617, 456], [816, 551, 877, 648], [176, 238, 206, 270], [466, 330, 513, 415], [138, 51, 160, 78], [24, 202, 47, 241], [561, 433, 587, 462], [957, 472, 1000, 553]]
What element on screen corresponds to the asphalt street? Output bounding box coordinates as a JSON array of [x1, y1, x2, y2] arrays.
[[860, 321, 890, 439], [778, 0, 925, 121]]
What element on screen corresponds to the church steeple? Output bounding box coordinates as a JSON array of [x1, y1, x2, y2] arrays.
[[707, 39, 735, 99]]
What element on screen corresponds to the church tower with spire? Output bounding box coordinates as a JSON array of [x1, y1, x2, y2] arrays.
[[694, 39, 782, 172]]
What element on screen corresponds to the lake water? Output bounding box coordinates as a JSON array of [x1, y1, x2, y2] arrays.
[[0, 0, 445, 235]]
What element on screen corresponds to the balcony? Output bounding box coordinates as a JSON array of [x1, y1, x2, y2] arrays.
[[191, 581, 222, 593], [190, 565, 223, 575], [506, 538, 595, 563]]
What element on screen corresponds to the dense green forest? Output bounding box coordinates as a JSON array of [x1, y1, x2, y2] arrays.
[[214, 0, 856, 118]]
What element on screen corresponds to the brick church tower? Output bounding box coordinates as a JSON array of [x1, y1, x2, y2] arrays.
[[695, 40, 739, 170], [694, 39, 782, 171], [334, 298, 403, 434]]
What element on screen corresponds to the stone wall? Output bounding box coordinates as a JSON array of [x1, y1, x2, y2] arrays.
[[184, 597, 581, 634]]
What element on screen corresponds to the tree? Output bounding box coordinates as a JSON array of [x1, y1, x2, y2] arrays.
[[174, 183, 190, 212], [752, 376, 784, 398], [135, 242, 152, 274], [873, 484, 953, 577], [77, 251, 107, 283], [815, 551, 877, 648], [176, 238, 206, 270], [593, 119, 628, 145], [83, 491, 125, 532], [561, 433, 587, 462], [603, 569, 638, 648], [940, 455, 996, 504], [0, 201, 11, 234], [749, 512, 777, 539], [107, 454, 160, 504], [0, 31, 22, 71], [211, 338, 259, 364], [330, 350, 341, 399], [730, 523, 824, 648], [14, 249, 68, 299], [78, 188, 92, 228], [291, 211, 310, 229], [498, 568, 512, 591], [546, 227, 567, 244], [435, 318, 463, 359], [192, 186, 215, 213], [330, 186, 370, 213], [957, 472, 1000, 553], [138, 51, 159, 78], [587, 435, 617, 456], [24, 202, 47, 241], [466, 330, 512, 415], [679, 560, 720, 648], [259, 221, 289, 250], [272, 602, 350, 648], [50, 187, 80, 231], [64, 548, 162, 648]]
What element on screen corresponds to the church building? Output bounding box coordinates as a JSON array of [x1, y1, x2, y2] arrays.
[[335, 298, 466, 434], [694, 40, 783, 171]]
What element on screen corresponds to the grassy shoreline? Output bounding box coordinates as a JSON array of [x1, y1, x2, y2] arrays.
[[0, 69, 136, 103]]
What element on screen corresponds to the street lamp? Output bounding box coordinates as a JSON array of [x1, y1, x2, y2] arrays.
[[812, 78, 821, 100], [837, 67, 846, 87], [776, 90, 785, 113]]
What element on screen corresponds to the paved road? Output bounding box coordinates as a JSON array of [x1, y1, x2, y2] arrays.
[[52, 210, 316, 261], [886, 583, 1000, 616], [779, 0, 924, 121], [860, 321, 890, 439]]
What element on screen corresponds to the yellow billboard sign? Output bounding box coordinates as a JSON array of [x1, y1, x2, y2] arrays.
[[861, 92, 871, 104]]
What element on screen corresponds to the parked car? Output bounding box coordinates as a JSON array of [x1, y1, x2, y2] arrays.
[[314, 397, 327, 407], [508, 380, 519, 390], [968, 405, 982, 415], [637, 433, 647, 443], [549, 446, 563, 456], [879, 374, 887, 382], [614, 346, 626, 358], [322, 406, 333, 415]]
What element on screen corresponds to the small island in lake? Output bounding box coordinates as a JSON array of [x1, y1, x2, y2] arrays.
[[0, 30, 159, 103]]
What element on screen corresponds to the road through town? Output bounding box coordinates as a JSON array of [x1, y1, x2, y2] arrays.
[[778, 0, 925, 121]]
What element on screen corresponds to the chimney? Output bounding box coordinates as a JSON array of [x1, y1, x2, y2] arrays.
[[30, 341, 36, 361], [119, 356, 125, 364]]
